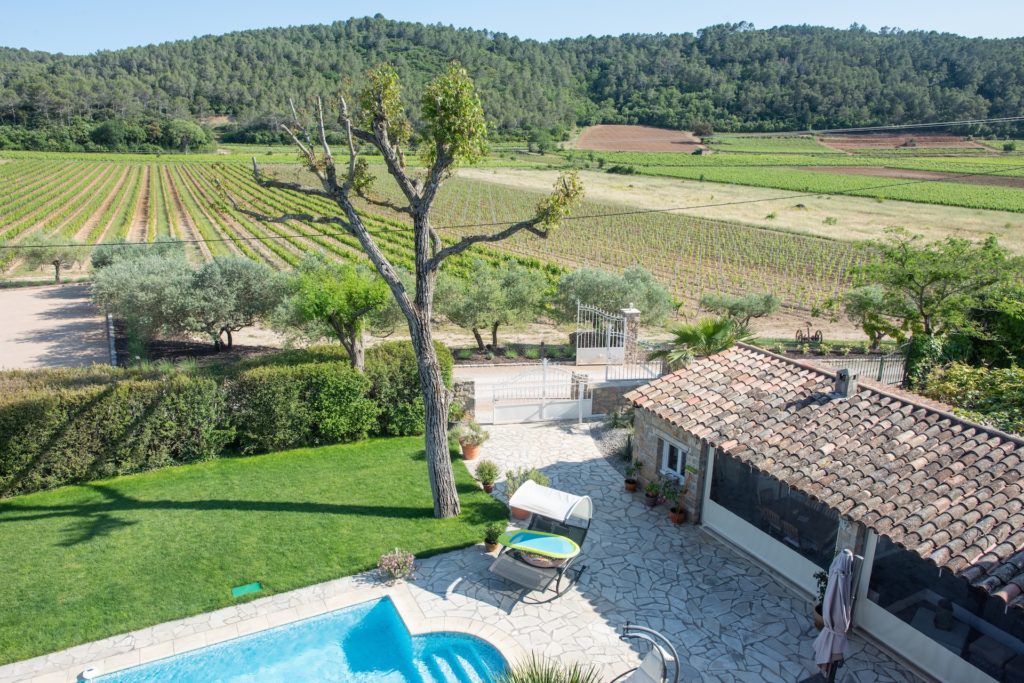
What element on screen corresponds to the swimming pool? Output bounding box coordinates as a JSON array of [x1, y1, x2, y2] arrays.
[[97, 597, 507, 682]]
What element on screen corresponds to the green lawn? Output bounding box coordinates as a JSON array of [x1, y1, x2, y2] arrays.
[[0, 438, 506, 665]]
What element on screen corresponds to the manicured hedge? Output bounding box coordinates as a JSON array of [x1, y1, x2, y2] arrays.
[[227, 363, 377, 454], [0, 375, 231, 497], [365, 341, 454, 437], [0, 342, 455, 496]]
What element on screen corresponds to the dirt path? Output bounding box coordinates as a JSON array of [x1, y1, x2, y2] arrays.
[[459, 168, 1024, 252], [126, 165, 151, 242], [72, 165, 133, 242], [805, 165, 1024, 189], [0, 284, 108, 369]]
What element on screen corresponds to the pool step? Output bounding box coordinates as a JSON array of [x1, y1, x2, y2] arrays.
[[421, 645, 495, 683]]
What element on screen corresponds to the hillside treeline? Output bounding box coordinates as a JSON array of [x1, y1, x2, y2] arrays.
[[1, 17, 1022, 150]]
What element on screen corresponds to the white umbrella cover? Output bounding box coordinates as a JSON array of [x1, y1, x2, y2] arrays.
[[813, 549, 854, 668]]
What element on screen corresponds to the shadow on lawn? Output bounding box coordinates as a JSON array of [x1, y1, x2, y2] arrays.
[[0, 480, 495, 547]]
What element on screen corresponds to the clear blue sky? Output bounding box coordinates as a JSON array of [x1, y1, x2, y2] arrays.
[[2, 0, 1021, 54]]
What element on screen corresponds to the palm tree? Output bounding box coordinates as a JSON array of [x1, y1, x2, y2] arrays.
[[648, 316, 754, 369]]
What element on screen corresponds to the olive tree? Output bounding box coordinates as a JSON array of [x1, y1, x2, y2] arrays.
[[92, 251, 194, 343], [699, 292, 779, 327], [231, 63, 583, 517], [553, 266, 673, 324], [187, 257, 285, 350], [437, 259, 546, 350], [18, 237, 86, 283]]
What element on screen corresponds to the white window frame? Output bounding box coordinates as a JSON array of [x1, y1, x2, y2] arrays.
[[657, 433, 688, 479]]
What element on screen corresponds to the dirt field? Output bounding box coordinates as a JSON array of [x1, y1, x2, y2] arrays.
[[806, 165, 1024, 189], [0, 284, 109, 370], [574, 125, 704, 152], [459, 167, 1024, 252], [818, 133, 988, 151]]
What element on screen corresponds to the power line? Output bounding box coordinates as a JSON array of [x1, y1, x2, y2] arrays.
[[2, 161, 1024, 251]]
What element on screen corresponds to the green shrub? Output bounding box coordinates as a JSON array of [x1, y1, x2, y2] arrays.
[[0, 375, 231, 496], [227, 363, 377, 454], [364, 341, 453, 437]]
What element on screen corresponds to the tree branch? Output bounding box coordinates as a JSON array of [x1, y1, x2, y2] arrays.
[[248, 160, 333, 198], [428, 219, 547, 269]]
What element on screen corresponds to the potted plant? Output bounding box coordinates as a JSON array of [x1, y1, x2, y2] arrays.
[[448, 399, 466, 428], [484, 523, 503, 553], [475, 460, 500, 493], [505, 467, 550, 519], [667, 474, 690, 524], [448, 421, 489, 460], [644, 481, 661, 508], [624, 460, 641, 492], [813, 570, 828, 630]]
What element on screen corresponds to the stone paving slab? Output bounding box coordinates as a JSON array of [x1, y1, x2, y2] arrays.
[[0, 421, 927, 682]]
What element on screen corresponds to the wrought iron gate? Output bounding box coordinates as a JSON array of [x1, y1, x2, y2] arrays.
[[575, 301, 626, 365]]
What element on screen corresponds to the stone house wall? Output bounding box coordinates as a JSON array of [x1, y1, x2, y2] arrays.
[[591, 380, 648, 416], [632, 407, 710, 522]]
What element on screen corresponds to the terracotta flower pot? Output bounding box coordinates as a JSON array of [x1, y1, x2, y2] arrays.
[[482, 482, 494, 493], [813, 603, 825, 631], [669, 507, 686, 525], [485, 542, 500, 553], [624, 479, 638, 492], [511, 506, 530, 520], [461, 442, 481, 460]]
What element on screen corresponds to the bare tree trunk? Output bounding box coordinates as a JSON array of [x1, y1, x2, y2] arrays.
[[410, 311, 460, 518], [471, 328, 485, 351], [490, 322, 500, 350], [220, 327, 233, 350], [53, 261, 62, 284]]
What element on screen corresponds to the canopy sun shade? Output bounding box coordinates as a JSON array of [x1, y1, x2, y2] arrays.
[[507, 479, 593, 525]]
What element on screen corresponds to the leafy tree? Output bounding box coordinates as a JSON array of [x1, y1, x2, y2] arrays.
[[699, 292, 779, 327], [18, 237, 86, 283], [238, 62, 584, 518], [553, 266, 674, 324], [921, 363, 1024, 435], [163, 119, 208, 153], [92, 252, 194, 344], [437, 260, 546, 350], [187, 257, 285, 350], [824, 285, 904, 351], [278, 256, 391, 369], [855, 228, 1014, 336], [648, 317, 754, 369]]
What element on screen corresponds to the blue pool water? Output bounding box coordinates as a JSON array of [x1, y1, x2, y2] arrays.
[[98, 598, 507, 682]]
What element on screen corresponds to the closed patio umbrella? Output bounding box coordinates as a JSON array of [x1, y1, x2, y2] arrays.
[[813, 549, 855, 680]]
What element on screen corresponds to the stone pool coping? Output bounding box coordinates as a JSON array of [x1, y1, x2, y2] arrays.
[[0, 554, 528, 683]]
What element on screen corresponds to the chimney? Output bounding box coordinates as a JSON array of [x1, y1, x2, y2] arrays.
[[834, 369, 858, 398]]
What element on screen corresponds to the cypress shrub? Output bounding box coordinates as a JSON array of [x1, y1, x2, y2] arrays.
[[0, 375, 231, 497]]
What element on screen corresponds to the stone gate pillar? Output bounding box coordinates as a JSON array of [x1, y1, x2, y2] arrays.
[[621, 307, 642, 364]]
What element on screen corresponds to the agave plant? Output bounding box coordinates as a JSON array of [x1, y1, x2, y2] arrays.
[[497, 654, 602, 683], [648, 316, 754, 369]]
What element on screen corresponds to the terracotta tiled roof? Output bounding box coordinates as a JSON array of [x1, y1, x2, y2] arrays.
[[625, 343, 1024, 608]]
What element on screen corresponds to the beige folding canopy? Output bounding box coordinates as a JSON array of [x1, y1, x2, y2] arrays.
[[507, 479, 593, 526]]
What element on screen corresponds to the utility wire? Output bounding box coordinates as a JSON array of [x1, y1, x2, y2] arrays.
[[2, 161, 1024, 250]]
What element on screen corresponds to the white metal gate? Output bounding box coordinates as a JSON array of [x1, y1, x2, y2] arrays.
[[575, 301, 625, 365], [487, 360, 593, 424]]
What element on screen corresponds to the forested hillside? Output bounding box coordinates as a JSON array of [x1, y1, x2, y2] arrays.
[[2, 16, 1023, 151]]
